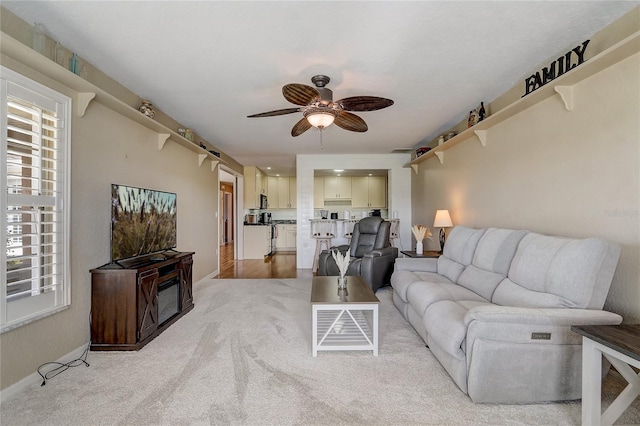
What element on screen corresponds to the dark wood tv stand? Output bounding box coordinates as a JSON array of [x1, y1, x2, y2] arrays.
[[90, 251, 194, 351]]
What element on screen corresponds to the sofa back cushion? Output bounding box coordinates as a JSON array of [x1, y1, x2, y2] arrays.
[[457, 228, 528, 300], [437, 226, 485, 283], [492, 233, 621, 309]]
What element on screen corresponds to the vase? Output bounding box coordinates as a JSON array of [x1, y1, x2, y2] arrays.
[[138, 100, 155, 119], [337, 276, 347, 290], [416, 241, 423, 255]]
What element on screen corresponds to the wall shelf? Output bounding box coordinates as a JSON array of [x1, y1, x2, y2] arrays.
[[1, 32, 225, 171], [409, 30, 639, 171]]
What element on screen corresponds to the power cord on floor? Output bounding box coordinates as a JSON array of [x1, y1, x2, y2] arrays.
[[37, 342, 90, 386]]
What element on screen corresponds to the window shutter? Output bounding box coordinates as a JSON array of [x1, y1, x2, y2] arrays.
[[1, 67, 71, 332]]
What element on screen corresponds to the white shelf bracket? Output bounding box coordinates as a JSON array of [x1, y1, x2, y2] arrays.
[[211, 160, 219, 172], [434, 151, 444, 165], [198, 154, 207, 166], [474, 130, 487, 147], [411, 164, 419, 174], [157, 133, 170, 150], [76, 92, 96, 117], [554, 85, 574, 111]]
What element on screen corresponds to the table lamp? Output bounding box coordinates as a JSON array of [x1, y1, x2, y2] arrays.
[[433, 210, 453, 253]]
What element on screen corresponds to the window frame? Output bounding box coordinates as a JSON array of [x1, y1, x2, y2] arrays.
[[1, 66, 71, 333]]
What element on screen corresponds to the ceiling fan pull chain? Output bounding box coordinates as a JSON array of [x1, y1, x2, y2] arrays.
[[320, 128, 324, 150]]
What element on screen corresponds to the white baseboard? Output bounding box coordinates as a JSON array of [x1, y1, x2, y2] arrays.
[[201, 270, 219, 281], [0, 343, 89, 402]]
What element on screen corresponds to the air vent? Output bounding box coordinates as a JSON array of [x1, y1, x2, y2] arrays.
[[391, 148, 414, 153]]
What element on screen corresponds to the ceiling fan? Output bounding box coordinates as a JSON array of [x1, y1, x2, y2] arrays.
[[247, 75, 394, 137]]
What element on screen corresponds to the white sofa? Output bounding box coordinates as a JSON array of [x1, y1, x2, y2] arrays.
[[391, 226, 622, 403]]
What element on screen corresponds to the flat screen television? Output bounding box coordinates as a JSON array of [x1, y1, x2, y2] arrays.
[[110, 184, 177, 262]]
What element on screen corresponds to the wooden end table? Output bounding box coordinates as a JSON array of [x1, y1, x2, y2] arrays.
[[400, 250, 440, 258], [311, 276, 380, 356], [571, 324, 640, 426]]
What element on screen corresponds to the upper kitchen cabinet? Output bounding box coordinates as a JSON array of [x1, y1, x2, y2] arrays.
[[266, 176, 279, 209], [277, 177, 296, 209], [244, 166, 266, 209], [324, 176, 352, 200], [314, 177, 325, 209], [351, 176, 387, 208]]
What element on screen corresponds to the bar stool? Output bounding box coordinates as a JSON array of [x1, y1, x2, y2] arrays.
[[389, 218, 400, 248], [343, 219, 359, 244], [311, 219, 336, 272]]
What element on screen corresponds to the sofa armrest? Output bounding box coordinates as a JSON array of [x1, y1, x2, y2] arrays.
[[393, 257, 438, 273], [364, 247, 398, 258], [464, 305, 623, 327]]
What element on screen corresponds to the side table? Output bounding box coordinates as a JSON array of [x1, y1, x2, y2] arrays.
[[400, 250, 440, 258], [571, 324, 640, 426]]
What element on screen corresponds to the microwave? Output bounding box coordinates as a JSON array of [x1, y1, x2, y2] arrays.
[[260, 193, 268, 210]]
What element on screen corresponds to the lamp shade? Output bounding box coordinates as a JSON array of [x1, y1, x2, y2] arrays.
[[433, 210, 453, 228], [306, 112, 335, 128]]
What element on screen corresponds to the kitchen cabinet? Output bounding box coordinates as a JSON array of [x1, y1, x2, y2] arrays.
[[243, 225, 270, 259], [243, 166, 266, 209], [314, 177, 325, 208], [324, 176, 352, 200], [276, 224, 297, 250], [267, 176, 279, 209], [351, 176, 387, 208], [277, 177, 296, 209]]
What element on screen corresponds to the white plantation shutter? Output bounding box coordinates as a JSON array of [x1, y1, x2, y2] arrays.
[[1, 67, 71, 332]]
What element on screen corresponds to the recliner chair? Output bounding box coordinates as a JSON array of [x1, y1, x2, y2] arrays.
[[318, 216, 398, 292]]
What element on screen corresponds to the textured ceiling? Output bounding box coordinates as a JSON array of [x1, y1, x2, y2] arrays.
[[3, 1, 637, 176]]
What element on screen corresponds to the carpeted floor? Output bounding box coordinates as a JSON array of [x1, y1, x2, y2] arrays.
[[1, 278, 638, 425]]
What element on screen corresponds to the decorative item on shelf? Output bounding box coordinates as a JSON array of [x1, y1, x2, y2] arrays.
[[177, 127, 186, 137], [184, 128, 194, 141], [478, 102, 486, 122], [467, 109, 478, 128], [331, 249, 350, 290], [80, 65, 88, 79], [199, 142, 207, 150], [209, 150, 221, 158], [68, 53, 80, 75], [54, 42, 65, 66], [438, 135, 445, 146], [445, 131, 456, 141], [433, 210, 453, 254], [415, 146, 431, 159], [411, 224, 432, 255], [32, 23, 46, 55], [138, 100, 155, 119]]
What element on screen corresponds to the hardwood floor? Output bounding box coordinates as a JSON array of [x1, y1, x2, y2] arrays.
[[215, 242, 313, 279]]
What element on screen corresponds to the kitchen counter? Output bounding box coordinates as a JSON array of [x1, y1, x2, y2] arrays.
[[273, 220, 297, 224]]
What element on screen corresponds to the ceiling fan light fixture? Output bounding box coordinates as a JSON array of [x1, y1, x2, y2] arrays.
[[306, 111, 336, 129]]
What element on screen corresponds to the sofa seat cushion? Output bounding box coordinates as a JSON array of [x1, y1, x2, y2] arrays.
[[391, 270, 448, 302], [493, 233, 621, 309], [457, 228, 528, 300], [423, 299, 492, 359], [407, 281, 485, 317]]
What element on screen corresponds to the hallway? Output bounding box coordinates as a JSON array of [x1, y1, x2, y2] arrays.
[[215, 243, 313, 279]]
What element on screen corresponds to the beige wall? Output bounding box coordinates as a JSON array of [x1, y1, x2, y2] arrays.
[[0, 58, 219, 391], [412, 53, 640, 322]]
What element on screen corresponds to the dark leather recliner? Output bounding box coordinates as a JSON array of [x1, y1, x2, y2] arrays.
[[318, 216, 398, 292]]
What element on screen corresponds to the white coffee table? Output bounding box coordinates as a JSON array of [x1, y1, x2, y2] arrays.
[[311, 276, 380, 356]]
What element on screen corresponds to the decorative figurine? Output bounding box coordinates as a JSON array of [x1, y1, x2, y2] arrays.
[[184, 129, 194, 141], [138, 100, 155, 119], [478, 102, 486, 122]]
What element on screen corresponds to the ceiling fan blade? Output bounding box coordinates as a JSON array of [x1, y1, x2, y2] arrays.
[[247, 108, 301, 118], [334, 111, 368, 132], [291, 117, 312, 137], [336, 96, 394, 112], [283, 84, 320, 106]]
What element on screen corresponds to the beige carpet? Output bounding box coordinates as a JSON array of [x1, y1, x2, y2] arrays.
[[1, 278, 638, 425]]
